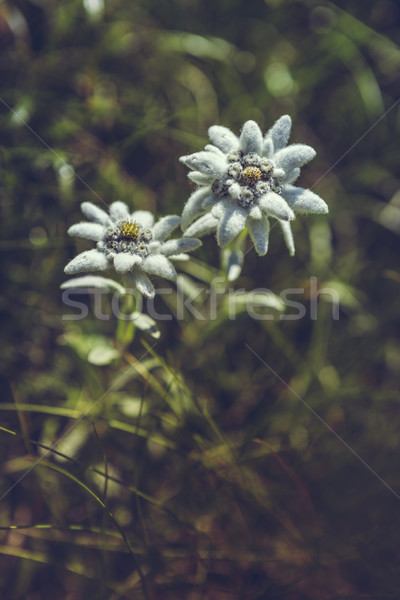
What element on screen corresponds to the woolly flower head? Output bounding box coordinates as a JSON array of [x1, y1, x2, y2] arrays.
[[64, 201, 201, 298], [179, 115, 328, 256]]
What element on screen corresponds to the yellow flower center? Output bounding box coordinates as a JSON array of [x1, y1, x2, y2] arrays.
[[119, 221, 140, 240], [240, 166, 262, 186]]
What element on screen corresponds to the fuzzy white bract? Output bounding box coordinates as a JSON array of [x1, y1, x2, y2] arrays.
[[64, 201, 201, 298], [179, 115, 328, 256]]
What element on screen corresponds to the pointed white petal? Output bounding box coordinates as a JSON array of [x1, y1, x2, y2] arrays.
[[248, 217, 270, 256], [216, 205, 248, 247], [262, 137, 274, 158], [64, 249, 109, 274], [239, 120, 263, 154], [68, 222, 105, 241], [208, 125, 239, 153], [181, 187, 212, 230], [133, 314, 160, 338], [204, 144, 226, 157], [265, 115, 292, 153], [184, 213, 219, 238], [211, 199, 229, 219], [152, 215, 180, 241], [225, 249, 244, 281], [259, 192, 295, 221], [113, 253, 142, 273], [281, 185, 329, 214], [61, 276, 125, 293], [203, 194, 217, 209], [188, 171, 214, 185], [279, 221, 295, 256], [81, 202, 111, 226], [128, 271, 155, 298], [179, 151, 226, 177], [109, 201, 129, 221], [142, 254, 177, 280], [131, 210, 154, 228], [284, 167, 301, 184], [274, 144, 316, 173], [160, 238, 202, 256]]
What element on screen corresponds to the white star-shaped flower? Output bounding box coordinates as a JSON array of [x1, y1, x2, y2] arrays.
[[179, 115, 328, 256], [64, 201, 201, 298]]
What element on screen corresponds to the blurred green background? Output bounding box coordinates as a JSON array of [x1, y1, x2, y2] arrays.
[[1, 0, 400, 598]]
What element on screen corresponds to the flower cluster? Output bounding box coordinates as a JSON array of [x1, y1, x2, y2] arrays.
[[64, 201, 201, 298], [179, 115, 328, 256], [63, 116, 328, 302]]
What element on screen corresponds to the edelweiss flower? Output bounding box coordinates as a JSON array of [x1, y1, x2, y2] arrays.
[[64, 201, 201, 298], [179, 115, 328, 256]]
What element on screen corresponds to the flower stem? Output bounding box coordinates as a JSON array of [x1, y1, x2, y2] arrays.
[[116, 287, 136, 347]]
